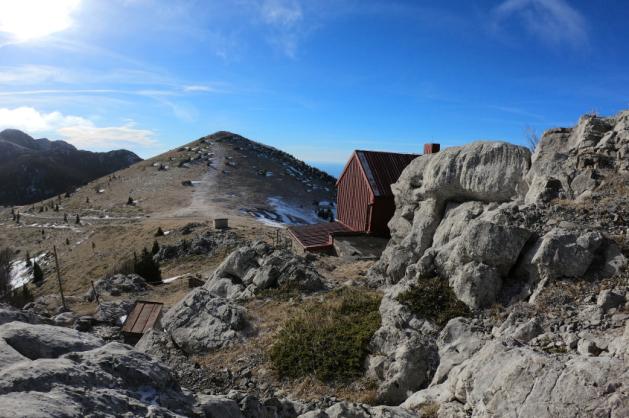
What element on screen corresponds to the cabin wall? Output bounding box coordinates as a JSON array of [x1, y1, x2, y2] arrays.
[[337, 155, 372, 232], [368, 196, 395, 236]]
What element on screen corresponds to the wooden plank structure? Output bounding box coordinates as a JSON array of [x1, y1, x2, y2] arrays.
[[287, 221, 352, 252], [121, 300, 163, 345]]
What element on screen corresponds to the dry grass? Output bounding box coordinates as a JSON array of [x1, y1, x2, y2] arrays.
[[416, 401, 440, 418]]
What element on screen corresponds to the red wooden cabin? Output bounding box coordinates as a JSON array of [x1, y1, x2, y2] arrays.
[[288, 144, 438, 251], [336, 150, 419, 236]]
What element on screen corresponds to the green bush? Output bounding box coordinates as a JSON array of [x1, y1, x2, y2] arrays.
[[269, 288, 381, 383], [32, 262, 44, 286], [134, 247, 162, 283], [397, 277, 470, 327], [151, 240, 160, 255]]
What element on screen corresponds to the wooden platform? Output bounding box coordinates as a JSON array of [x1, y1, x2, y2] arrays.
[[121, 300, 163, 341], [287, 221, 352, 252]]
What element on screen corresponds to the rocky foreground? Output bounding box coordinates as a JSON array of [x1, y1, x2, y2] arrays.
[[1, 111, 629, 417]]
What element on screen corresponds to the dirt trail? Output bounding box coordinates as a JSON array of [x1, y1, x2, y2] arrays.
[[157, 140, 233, 220]]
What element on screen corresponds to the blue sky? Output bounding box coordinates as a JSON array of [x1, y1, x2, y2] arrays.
[[1, 0, 628, 171]]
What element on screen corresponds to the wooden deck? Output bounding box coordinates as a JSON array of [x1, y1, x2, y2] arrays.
[[287, 221, 352, 251], [121, 300, 163, 336]]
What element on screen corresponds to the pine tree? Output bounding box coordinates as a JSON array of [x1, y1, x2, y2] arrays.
[[75, 214, 81, 224], [134, 247, 161, 283], [151, 240, 160, 255], [25, 251, 31, 267], [32, 262, 44, 286], [127, 196, 134, 205], [64, 213, 68, 223], [155, 227, 165, 237], [66, 238, 70, 245]]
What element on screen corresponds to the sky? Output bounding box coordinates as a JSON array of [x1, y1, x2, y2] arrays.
[[1, 0, 629, 173]]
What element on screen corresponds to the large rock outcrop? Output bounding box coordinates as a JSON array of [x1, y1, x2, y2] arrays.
[[0, 321, 195, 417], [204, 241, 325, 301], [370, 139, 625, 309], [526, 111, 629, 203], [403, 311, 629, 418], [365, 280, 439, 405], [157, 287, 250, 355], [370, 142, 531, 295], [367, 113, 629, 413]]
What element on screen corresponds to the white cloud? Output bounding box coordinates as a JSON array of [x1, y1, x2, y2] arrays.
[[0, 106, 157, 150], [183, 84, 215, 92], [58, 123, 156, 149], [492, 0, 587, 47], [260, 0, 303, 27], [0, 0, 81, 43], [255, 0, 305, 57]]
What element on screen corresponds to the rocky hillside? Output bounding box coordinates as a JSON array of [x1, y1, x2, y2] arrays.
[[0, 129, 141, 206], [366, 111, 629, 415], [0, 111, 628, 417]]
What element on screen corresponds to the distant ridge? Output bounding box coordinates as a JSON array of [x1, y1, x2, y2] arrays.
[[0, 129, 142, 206]]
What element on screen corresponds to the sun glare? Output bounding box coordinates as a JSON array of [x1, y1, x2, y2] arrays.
[[0, 0, 81, 42]]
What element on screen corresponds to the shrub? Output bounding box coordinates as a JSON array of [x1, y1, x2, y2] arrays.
[[105, 258, 136, 278], [269, 288, 381, 383], [134, 247, 162, 283], [5, 285, 33, 308], [0, 248, 12, 298], [32, 262, 44, 286], [397, 277, 470, 327]]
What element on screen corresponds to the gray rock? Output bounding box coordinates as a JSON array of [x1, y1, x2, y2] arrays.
[[526, 112, 629, 203], [403, 337, 629, 417], [0, 321, 102, 359], [197, 394, 243, 417], [0, 320, 198, 416], [204, 242, 325, 300], [597, 289, 626, 311], [52, 311, 76, 326], [431, 318, 487, 385], [577, 339, 602, 357], [297, 401, 417, 418], [371, 142, 531, 288], [159, 288, 249, 354], [85, 274, 147, 301], [0, 304, 47, 325], [366, 280, 439, 405], [94, 300, 134, 325]]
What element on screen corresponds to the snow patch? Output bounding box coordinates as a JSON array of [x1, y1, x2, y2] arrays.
[[243, 196, 321, 228], [10, 253, 46, 289]]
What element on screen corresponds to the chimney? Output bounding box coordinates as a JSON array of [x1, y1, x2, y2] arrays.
[[424, 143, 440, 154]]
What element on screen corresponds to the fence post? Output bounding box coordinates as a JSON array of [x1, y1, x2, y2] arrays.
[[91, 280, 100, 306], [53, 246, 67, 311]]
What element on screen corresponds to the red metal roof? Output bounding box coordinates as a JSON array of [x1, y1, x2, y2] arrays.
[[354, 151, 418, 197], [288, 221, 352, 250], [121, 300, 163, 335]]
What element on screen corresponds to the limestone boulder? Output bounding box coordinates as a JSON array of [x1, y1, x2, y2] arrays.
[[526, 112, 629, 203], [160, 287, 249, 354], [0, 321, 195, 417], [366, 280, 439, 405], [403, 336, 629, 417], [85, 273, 147, 301], [204, 242, 325, 300]]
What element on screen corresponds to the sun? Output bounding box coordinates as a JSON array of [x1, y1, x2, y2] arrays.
[[0, 0, 81, 42]]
